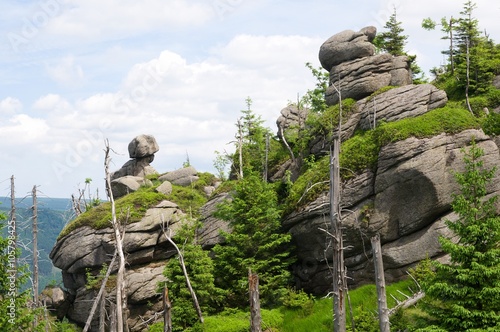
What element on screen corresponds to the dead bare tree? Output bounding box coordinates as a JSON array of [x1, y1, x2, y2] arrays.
[[249, 269, 262, 332], [371, 234, 389, 332], [83, 252, 117, 332], [163, 286, 172, 332], [237, 118, 244, 179], [104, 140, 128, 332], [160, 217, 204, 324], [329, 80, 347, 332]]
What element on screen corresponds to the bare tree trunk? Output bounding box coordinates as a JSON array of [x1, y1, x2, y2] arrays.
[[329, 80, 346, 332], [83, 252, 117, 332], [465, 37, 473, 115], [330, 140, 346, 332], [249, 270, 262, 332], [161, 222, 204, 324], [110, 301, 117, 332], [99, 289, 107, 332], [449, 17, 455, 75], [263, 134, 269, 182], [104, 141, 128, 332], [163, 286, 172, 332], [32, 185, 39, 329], [237, 118, 244, 179], [371, 234, 390, 332]]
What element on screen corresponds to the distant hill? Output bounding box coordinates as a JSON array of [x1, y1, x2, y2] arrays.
[[0, 196, 74, 291]]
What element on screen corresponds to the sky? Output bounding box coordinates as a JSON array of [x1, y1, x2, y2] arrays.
[[1, 0, 499, 199]]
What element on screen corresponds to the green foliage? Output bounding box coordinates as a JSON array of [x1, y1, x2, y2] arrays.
[[285, 105, 479, 212], [301, 62, 330, 113], [213, 173, 293, 308], [85, 263, 108, 290], [213, 150, 231, 181], [59, 188, 168, 238], [162, 220, 225, 331], [373, 7, 408, 56], [420, 140, 500, 331], [281, 287, 314, 312]]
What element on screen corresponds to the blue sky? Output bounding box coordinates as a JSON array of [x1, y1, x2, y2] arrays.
[[1, 0, 499, 199]]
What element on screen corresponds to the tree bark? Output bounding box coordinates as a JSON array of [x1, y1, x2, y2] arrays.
[[163, 286, 172, 332], [104, 141, 128, 332], [371, 234, 390, 332], [249, 270, 262, 332]]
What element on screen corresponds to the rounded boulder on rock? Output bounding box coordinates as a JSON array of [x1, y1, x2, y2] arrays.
[[319, 26, 377, 71], [128, 134, 159, 158]]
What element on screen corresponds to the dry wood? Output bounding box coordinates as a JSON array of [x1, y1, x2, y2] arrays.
[[371, 234, 389, 332], [249, 270, 262, 332]]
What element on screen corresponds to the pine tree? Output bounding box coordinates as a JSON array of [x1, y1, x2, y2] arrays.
[[421, 140, 500, 331], [212, 173, 293, 308]]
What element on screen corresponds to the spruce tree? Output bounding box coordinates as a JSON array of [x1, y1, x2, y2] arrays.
[[421, 140, 500, 331], [374, 8, 407, 56], [212, 173, 293, 308], [162, 221, 225, 331], [375, 8, 426, 83]]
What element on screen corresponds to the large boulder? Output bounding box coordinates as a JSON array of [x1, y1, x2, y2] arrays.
[[159, 166, 199, 186], [111, 156, 158, 180], [286, 129, 500, 293], [325, 53, 412, 105], [128, 134, 159, 158], [319, 26, 377, 71]]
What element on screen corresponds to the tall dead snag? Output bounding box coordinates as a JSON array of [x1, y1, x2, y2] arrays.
[[249, 269, 262, 332], [163, 286, 172, 332], [329, 80, 347, 332], [371, 234, 390, 332], [104, 141, 128, 332], [32, 185, 39, 329]]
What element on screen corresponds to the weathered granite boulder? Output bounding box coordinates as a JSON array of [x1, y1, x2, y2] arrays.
[[198, 192, 232, 248], [49, 200, 184, 330], [111, 156, 158, 180], [159, 166, 199, 186], [155, 180, 173, 195], [286, 129, 500, 294], [50, 200, 183, 274], [40, 286, 70, 320], [319, 26, 377, 71], [111, 175, 153, 198], [276, 104, 308, 140], [128, 134, 159, 158], [355, 84, 448, 130], [326, 53, 412, 105]]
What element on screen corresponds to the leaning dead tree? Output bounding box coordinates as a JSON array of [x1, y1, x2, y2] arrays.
[[160, 217, 204, 324], [83, 252, 117, 332], [104, 140, 128, 332]]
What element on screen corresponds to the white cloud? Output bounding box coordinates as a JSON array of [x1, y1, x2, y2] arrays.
[[0, 114, 50, 144], [45, 56, 84, 87], [44, 0, 215, 40], [0, 97, 22, 115]]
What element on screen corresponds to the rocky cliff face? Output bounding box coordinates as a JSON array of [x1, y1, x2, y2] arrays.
[[48, 27, 500, 329]]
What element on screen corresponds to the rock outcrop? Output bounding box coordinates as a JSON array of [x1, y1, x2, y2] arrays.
[[48, 135, 219, 330], [319, 27, 412, 105], [111, 134, 160, 198]]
